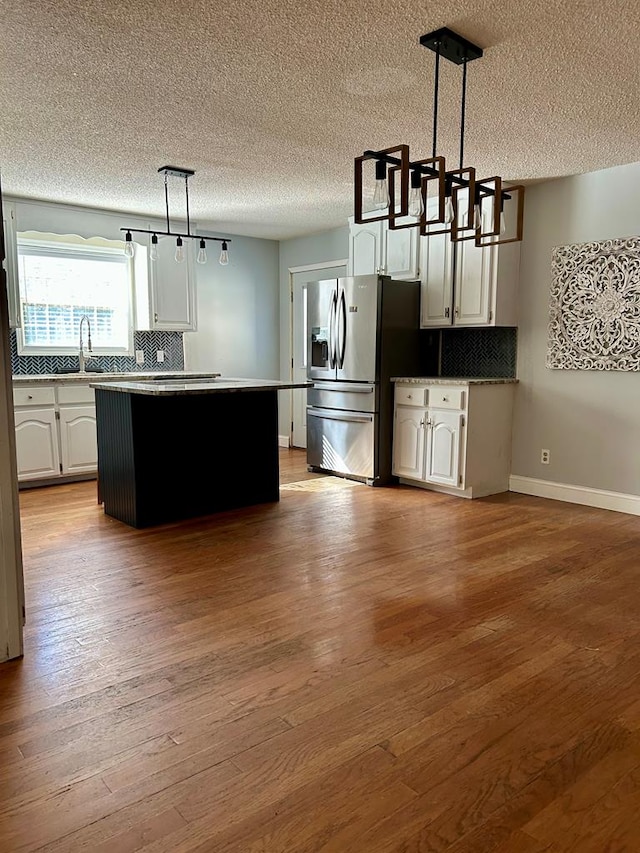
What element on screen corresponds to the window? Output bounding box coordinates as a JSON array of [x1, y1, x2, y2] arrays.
[[16, 234, 134, 355]]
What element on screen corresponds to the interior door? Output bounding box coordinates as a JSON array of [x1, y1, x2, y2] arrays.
[[336, 275, 379, 383], [292, 265, 347, 448]]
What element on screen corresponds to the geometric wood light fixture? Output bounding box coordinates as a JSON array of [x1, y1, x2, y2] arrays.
[[354, 27, 525, 246]]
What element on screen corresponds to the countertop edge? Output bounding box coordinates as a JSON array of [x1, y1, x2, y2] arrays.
[[391, 377, 519, 385], [90, 379, 313, 396], [12, 371, 222, 385]]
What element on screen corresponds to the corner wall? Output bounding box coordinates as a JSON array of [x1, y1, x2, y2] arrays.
[[512, 161, 640, 499]]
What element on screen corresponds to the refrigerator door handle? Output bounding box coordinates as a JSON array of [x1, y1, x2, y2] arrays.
[[312, 383, 374, 394], [328, 290, 338, 369], [337, 290, 347, 369], [307, 407, 373, 424]]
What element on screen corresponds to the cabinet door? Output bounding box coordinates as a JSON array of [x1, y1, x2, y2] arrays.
[[14, 408, 60, 481], [59, 405, 98, 474], [453, 240, 495, 326], [425, 410, 463, 487], [383, 226, 419, 280], [348, 221, 383, 277], [393, 407, 426, 480], [149, 235, 197, 331], [420, 230, 453, 327]]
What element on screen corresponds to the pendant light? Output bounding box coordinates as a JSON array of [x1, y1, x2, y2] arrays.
[[354, 28, 524, 246], [121, 167, 232, 264]]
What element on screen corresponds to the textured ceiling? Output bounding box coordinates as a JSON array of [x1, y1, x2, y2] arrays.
[[1, 0, 640, 240]]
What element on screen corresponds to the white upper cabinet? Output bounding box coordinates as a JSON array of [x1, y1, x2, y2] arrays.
[[383, 225, 419, 280], [147, 235, 197, 331], [418, 235, 520, 329], [348, 219, 384, 276], [420, 229, 454, 327], [453, 238, 520, 327], [347, 217, 419, 280]]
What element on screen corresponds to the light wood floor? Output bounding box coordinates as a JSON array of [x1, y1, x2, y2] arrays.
[[2, 449, 640, 852]]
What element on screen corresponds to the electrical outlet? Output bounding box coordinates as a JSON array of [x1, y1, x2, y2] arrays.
[[135, 350, 144, 365], [156, 350, 165, 363], [541, 449, 550, 464]]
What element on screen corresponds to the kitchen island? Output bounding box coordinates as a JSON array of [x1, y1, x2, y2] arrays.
[[91, 377, 311, 528]]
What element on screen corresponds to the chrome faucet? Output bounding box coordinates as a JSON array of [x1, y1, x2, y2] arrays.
[[78, 315, 93, 373]]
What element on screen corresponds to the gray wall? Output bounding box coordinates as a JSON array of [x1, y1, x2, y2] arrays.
[[512, 161, 640, 495], [184, 233, 280, 379], [277, 225, 349, 435]]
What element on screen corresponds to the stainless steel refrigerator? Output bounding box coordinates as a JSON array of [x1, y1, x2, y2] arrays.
[[306, 274, 420, 484]]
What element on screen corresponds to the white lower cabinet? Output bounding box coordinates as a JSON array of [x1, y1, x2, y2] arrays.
[[13, 384, 97, 484], [392, 381, 515, 498], [14, 408, 61, 481], [59, 406, 98, 474]]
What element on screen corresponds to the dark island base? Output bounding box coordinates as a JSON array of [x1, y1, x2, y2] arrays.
[[95, 389, 280, 528]]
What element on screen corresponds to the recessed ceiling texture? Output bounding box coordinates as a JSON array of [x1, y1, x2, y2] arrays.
[[1, 0, 639, 239]]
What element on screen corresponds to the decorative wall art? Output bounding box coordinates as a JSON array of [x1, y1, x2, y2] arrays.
[[547, 237, 640, 371]]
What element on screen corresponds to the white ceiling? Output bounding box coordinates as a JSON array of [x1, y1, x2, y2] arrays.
[[1, 0, 640, 240]]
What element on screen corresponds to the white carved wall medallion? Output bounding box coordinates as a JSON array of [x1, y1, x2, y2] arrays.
[[547, 237, 640, 370]]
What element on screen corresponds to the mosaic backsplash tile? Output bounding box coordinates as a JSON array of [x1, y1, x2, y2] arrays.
[[440, 327, 517, 378], [11, 330, 184, 375]]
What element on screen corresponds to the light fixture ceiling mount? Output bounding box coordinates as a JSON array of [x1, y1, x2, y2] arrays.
[[121, 166, 231, 265], [354, 27, 524, 246]]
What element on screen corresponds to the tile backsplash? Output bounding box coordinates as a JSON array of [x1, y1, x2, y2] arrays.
[[11, 330, 184, 375], [439, 327, 518, 378]]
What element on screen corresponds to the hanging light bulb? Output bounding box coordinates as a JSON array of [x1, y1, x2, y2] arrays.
[[196, 239, 207, 265], [219, 240, 229, 266], [149, 234, 158, 262], [175, 236, 185, 263], [473, 197, 483, 230], [499, 203, 507, 234], [124, 231, 135, 258], [372, 160, 390, 210], [408, 170, 424, 218], [444, 195, 455, 224]]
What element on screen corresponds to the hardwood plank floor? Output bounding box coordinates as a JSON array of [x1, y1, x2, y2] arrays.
[[1, 448, 640, 851]]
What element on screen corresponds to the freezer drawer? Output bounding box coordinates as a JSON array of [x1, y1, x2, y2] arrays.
[[307, 406, 375, 480], [307, 382, 377, 414]]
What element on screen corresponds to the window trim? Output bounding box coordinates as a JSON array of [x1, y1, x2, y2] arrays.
[[15, 233, 136, 357]]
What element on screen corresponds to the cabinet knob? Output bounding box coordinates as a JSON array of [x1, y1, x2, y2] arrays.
[[443, 396, 449, 402], [27, 394, 33, 400], [407, 394, 412, 399], [154, 312, 158, 322]]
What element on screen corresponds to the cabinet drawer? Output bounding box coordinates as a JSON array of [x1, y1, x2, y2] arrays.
[[13, 386, 55, 407], [395, 385, 427, 407], [428, 388, 465, 410], [57, 385, 95, 405]]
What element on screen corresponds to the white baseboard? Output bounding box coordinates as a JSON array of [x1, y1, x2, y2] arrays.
[[509, 475, 640, 517], [278, 435, 291, 448]]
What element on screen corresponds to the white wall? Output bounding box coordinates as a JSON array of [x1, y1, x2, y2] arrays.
[[277, 226, 349, 435], [512, 161, 640, 496], [184, 233, 279, 379]]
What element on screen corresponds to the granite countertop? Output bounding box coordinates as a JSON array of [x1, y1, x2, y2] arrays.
[[12, 371, 221, 385], [392, 377, 518, 386], [90, 378, 313, 396]]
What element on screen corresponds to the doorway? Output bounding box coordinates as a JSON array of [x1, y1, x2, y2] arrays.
[[289, 260, 347, 448]]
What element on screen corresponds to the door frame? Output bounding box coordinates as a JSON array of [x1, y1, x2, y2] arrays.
[[0, 187, 24, 662], [288, 259, 348, 447]]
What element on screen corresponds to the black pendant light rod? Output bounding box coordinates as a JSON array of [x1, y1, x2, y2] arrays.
[[164, 173, 171, 233], [459, 56, 468, 170], [184, 174, 191, 237], [432, 41, 440, 159], [119, 227, 230, 245]]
